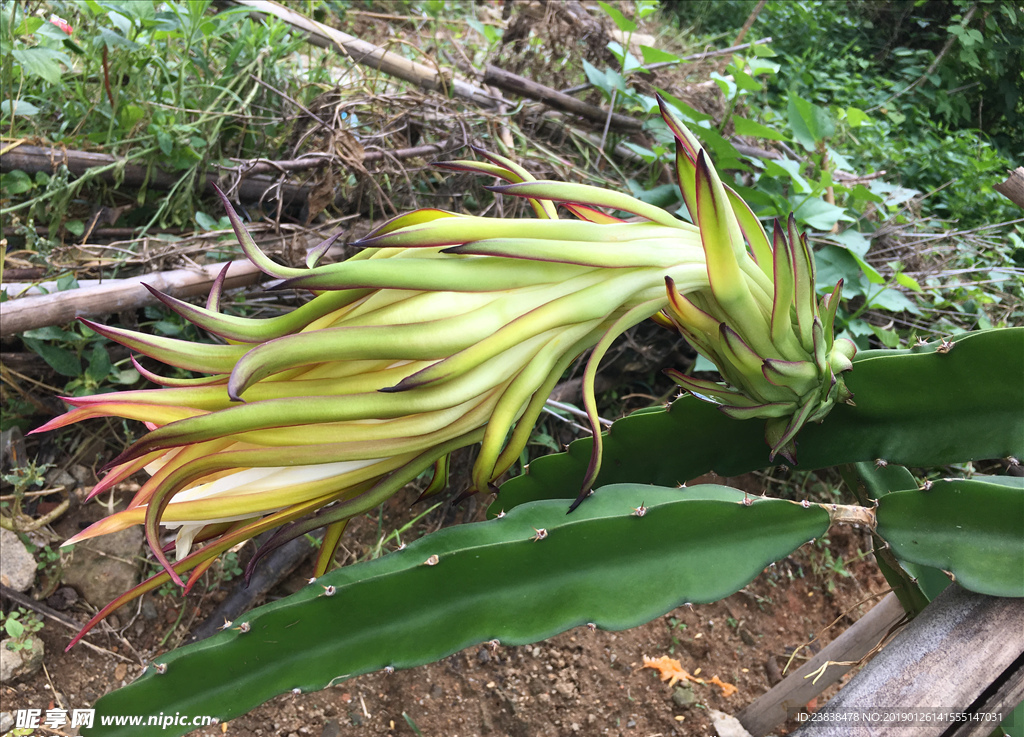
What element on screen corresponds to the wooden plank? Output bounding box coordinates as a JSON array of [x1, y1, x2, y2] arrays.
[[791, 585, 1024, 737]]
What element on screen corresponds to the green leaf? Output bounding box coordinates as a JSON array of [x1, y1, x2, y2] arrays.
[[64, 219, 85, 237], [876, 477, 1024, 597], [765, 158, 811, 194], [96, 26, 142, 51], [830, 230, 871, 259], [582, 60, 610, 95], [867, 287, 919, 313], [12, 47, 67, 85], [894, 272, 923, 293], [640, 45, 679, 65], [492, 329, 1024, 513], [844, 106, 872, 127], [791, 195, 853, 230], [1, 169, 33, 194], [597, 1, 636, 33], [86, 344, 112, 382], [0, 99, 40, 117], [787, 94, 835, 150], [21, 338, 82, 377], [732, 69, 762, 92], [85, 485, 828, 736], [156, 130, 173, 156], [732, 115, 786, 141]]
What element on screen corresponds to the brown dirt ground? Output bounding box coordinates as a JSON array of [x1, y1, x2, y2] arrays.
[[3, 474, 888, 737]]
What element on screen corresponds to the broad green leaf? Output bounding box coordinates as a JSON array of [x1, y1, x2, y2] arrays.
[[1, 169, 33, 194], [492, 329, 1024, 513], [844, 106, 873, 127], [597, 1, 636, 33], [876, 477, 1024, 597], [96, 26, 142, 51], [12, 47, 66, 85], [732, 115, 786, 141], [867, 287, 919, 313], [849, 250, 885, 284], [830, 230, 871, 259], [732, 69, 763, 92], [0, 99, 40, 117], [787, 94, 835, 150], [86, 344, 112, 383], [710, 71, 737, 99], [765, 158, 811, 194], [582, 59, 610, 95], [640, 45, 680, 65], [791, 195, 853, 230], [84, 485, 828, 736], [894, 271, 923, 293], [21, 338, 82, 377]]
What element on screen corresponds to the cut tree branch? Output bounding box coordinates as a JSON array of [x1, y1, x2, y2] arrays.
[[223, 0, 505, 109], [483, 64, 642, 132], [993, 167, 1024, 210]]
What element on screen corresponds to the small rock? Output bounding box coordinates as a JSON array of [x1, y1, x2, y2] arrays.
[[477, 647, 490, 664], [672, 685, 697, 709], [739, 628, 757, 647], [709, 709, 753, 737], [0, 636, 45, 682], [0, 528, 36, 592], [1, 711, 15, 732], [766, 657, 783, 686], [69, 464, 93, 485], [142, 598, 159, 620], [626, 718, 636, 728], [554, 679, 576, 698], [61, 525, 143, 614], [348, 711, 363, 727], [320, 720, 342, 737], [430, 684, 443, 699], [46, 586, 78, 611], [46, 468, 77, 488]]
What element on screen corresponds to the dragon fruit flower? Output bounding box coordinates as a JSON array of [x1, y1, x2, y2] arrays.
[[35, 97, 851, 647]]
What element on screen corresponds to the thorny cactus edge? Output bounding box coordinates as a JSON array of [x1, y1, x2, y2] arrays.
[[32, 97, 853, 647]]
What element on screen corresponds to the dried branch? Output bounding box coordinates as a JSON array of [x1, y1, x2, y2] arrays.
[[1, 257, 270, 336], [1, 144, 309, 205], [483, 64, 642, 132], [224, 0, 505, 109], [993, 167, 1024, 210]]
